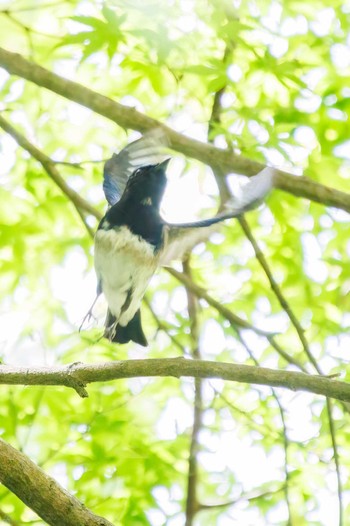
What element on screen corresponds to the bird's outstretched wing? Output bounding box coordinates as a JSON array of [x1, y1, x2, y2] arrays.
[[160, 167, 274, 266], [103, 128, 169, 206]]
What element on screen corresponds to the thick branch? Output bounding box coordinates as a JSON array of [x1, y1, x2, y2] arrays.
[[0, 359, 349, 402], [0, 438, 114, 526], [0, 47, 349, 213]]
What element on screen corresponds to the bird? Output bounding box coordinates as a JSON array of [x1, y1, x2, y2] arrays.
[[93, 129, 274, 346]]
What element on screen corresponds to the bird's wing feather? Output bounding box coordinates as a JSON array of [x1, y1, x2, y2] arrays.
[[103, 128, 169, 205], [160, 222, 219, 266], [159, 167, 274, 265]]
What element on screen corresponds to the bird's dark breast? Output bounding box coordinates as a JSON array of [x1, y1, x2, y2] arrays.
[[104, 202, 164, 250]]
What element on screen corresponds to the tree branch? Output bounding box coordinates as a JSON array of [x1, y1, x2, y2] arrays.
[[167, 268, 271, 336], [0, 113, 101, 221], [197, 484, 286, 511], [183, 257, 202, 526], [167, 267, 308, 371], [0, 359, 349, 402], [238, 215, 318, 370], [237, 220, 343, 523], [143, 296, 186, 353], [274, 397, 293, 525], [326, 398, 343, 526], [0, 47, 349, 213], [204, 44, 291, 525], [0, 438, 114, 526]]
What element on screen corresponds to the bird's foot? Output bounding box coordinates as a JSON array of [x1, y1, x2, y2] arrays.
[[79, 294, 100, 332], [104, 320, 118, 341]]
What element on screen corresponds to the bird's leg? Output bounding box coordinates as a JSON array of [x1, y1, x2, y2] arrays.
[[79, 294, 100, 332], [104, 319, 118, 341]]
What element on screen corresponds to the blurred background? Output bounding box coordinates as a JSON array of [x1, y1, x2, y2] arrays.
[[0, 0, 350, 524]]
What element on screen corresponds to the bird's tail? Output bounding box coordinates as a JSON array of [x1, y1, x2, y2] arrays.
[[105, 309, 148, 347]]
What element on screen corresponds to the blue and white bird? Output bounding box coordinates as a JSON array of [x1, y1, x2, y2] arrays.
[[94, 129, 274, 346]]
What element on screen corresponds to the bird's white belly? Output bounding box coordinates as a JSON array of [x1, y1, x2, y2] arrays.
[[94, 226, 159, 325]]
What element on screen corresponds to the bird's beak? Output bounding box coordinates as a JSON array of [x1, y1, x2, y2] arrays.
[[157, 158, 171, 172]]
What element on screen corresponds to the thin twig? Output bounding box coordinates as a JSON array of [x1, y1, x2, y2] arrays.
[[168, 268, 271, 336], [326, 398, 343, 526], [198, 484, 287, 511], [206, 43, 292, 524], [0, 507, 21, 526], [54, 158, 107, 168], [275, 397, 293, 525], [167, 267, 306, 371], [268, 336, 308, 372], [238, 216, 318, 370], [0, 113, 102, 221], [183, 257, 202, 526], [237, 221, 342, 523], [143, 297, 186, 353], [2, 2, 61, 13], [235, 328, 293, 524], [1, 11, 60, 40], [210, 385, 280, 440]]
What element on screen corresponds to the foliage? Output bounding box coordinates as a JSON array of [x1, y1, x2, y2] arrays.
[[0, 0, 350, 524]]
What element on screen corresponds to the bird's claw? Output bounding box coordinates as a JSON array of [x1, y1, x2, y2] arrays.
[[104, 320, 118, 341], [79, 294, 100, 332]]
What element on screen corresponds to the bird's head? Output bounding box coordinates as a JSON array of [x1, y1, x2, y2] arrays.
[[124, 159, 170, 208]]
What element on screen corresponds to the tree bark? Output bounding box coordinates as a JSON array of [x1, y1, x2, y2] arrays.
[[0, 438, 114, 526], [0, 358, 348, 402]]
